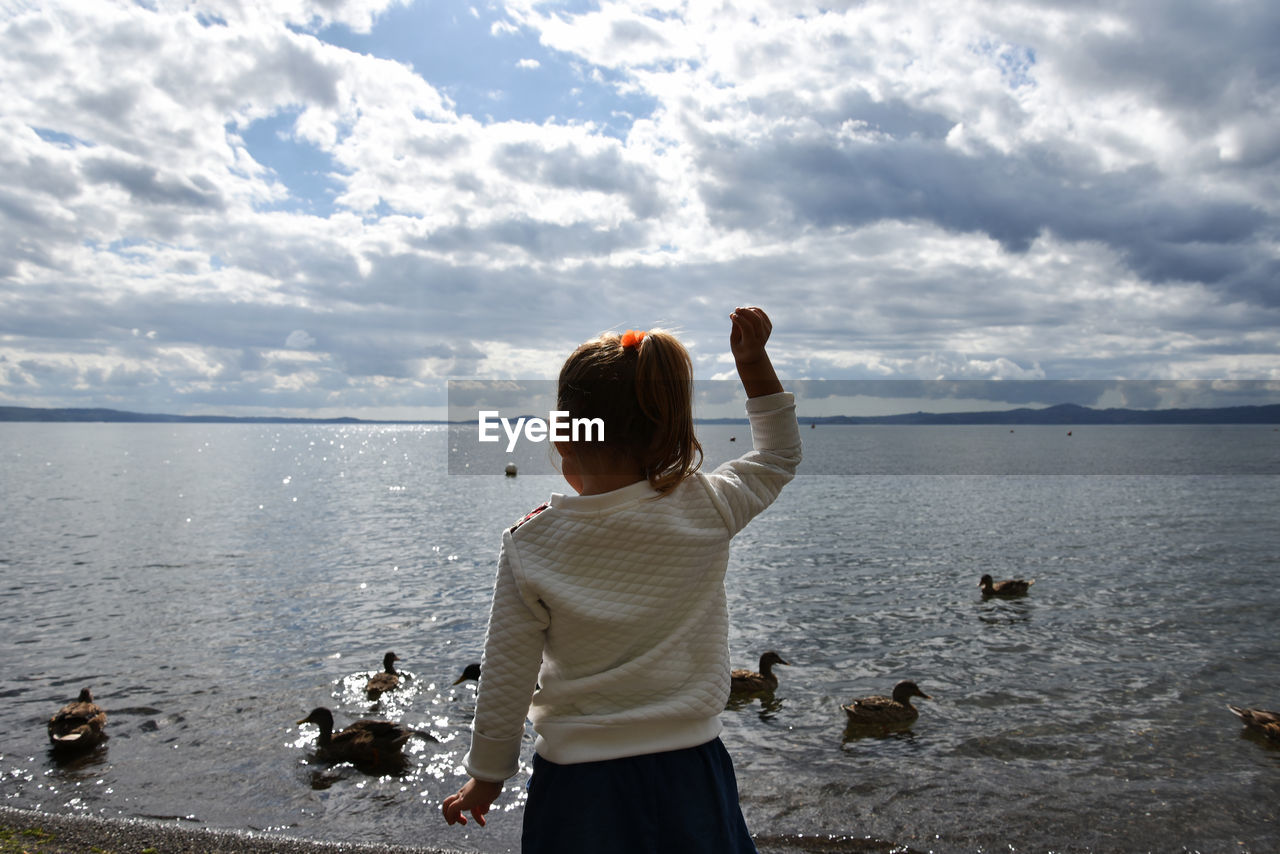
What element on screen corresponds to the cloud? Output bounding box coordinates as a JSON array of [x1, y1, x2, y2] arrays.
[[493, 139, 665, 218], [692, 124, 1266, 275], [194, 0, 412, 34], [1, 0, 1278, 419], [285, 329, 317, 348], [82, 156, 226, 209]]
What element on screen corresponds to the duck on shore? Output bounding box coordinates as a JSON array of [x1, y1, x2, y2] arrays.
[[1227, 705, 1280, 741], [296, 707, 434, 768], [979, 574, 1035, 597], [48, 687, 107, 751], [730, 651, 790, 694], [364, 651, 401, 700], [842, 680, 932, 727]]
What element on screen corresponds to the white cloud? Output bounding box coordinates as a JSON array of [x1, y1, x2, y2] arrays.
[[285, 329, 316, 348], [1, 0, 1277, 418], [169, 0, 411, 34]]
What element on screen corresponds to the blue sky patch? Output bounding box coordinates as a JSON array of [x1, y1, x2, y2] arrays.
[[314, 1, 654, 138], [235, 112, 345, 216], [34, 127, 93, 149], [997, 44, 1037, 89]]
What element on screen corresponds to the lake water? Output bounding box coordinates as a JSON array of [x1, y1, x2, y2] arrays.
[[1, 422, 1278, 853]]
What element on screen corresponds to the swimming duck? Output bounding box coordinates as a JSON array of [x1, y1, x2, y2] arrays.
[[842, 680, 931, 726], [48, 687, 107, 751], [979, 574, 1035, 597], [1227, 705, 1280, 742], [452, 663, 481, 686], [365, 651, 401, 700], [296, 707, 435, 768], [730, 651, 790, 694]]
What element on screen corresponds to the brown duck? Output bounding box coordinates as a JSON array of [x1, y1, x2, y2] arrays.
[[296, 707, 435, 768], [842, 680, 932, 726], [1227, 705, 1280, 742], [48, 687, 107, 751], [730, 651, 790, 694], [365, 651, 401, 700], [979, 574, 1035, 597]]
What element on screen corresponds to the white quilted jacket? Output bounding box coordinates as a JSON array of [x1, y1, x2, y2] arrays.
[[464, 391, 802, 781]]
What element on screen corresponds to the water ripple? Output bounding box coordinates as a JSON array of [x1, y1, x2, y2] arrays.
[[2, 424, 1278, 852]]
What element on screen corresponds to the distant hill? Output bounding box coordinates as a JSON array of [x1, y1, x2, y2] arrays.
[[2, 401, 1279, 425], [0, 406, 419, 424], [800, 401, 1280, 425]]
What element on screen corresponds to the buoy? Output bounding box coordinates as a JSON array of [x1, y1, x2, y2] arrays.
[[505, 462, 518, 477]]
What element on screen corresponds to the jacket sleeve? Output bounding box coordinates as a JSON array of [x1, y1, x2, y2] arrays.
[[701, 391, 803, 536], [462, 532, 549, 782]]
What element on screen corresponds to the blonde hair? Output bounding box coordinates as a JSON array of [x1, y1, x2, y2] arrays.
[[557, 329, 702, 493]]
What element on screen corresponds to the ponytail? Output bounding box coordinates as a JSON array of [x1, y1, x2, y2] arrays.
[[634, 331, 702, 493]]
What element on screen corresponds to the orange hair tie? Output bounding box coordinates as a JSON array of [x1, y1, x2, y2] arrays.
[[621, 329, 646, 349]]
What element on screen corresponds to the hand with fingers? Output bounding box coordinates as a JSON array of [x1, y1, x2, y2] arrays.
[[729, 306, 783, 399], [442, 777, 503, 827]]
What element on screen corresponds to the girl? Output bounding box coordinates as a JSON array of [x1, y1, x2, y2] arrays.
[[442, 307, 802, 852]]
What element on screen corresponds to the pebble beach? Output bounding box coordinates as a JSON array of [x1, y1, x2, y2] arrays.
[[1, 807, 912, 854], [0, 807, 460, 854]]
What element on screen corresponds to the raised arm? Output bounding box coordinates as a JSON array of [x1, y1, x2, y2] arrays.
[[729, 306, 784, 399]]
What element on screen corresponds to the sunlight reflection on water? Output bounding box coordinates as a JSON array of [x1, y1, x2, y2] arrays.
[[1, 423, 1278, 853]]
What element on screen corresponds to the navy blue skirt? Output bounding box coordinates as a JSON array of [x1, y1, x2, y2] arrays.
[[521, 737, 757, 854]]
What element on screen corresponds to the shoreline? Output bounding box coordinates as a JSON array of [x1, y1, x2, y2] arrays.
[[0, 807, 917, 853], [0, 807, 465, 854]]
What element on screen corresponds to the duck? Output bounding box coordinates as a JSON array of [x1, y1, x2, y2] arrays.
[[364, 651, 401, 700], [979, 573, 1035, 597], [842, 680, 932, 726], [1227, 705, 1280, 742], [296, 707, 435, 768], [730, 651, 790, 694], [452, 662, 482, 686], [48, 687, 107, 751]]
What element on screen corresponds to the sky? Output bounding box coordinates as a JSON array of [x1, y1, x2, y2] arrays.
[[1, 0, 1278, 420]]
